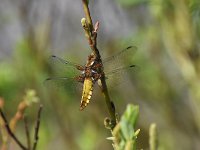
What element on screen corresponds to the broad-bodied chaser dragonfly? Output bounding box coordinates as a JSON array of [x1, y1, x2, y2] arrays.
[[45, 46, 137, 110]]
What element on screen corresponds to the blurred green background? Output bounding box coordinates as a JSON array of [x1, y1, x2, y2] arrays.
[[0, 0, 200, 149]]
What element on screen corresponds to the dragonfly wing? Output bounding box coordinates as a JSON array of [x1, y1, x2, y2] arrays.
[[102, 46, 137, 73], [104, 65, 139, 87], [44, 76, 83, 94], [105, 65, 136, 75], [102, 46, 137, 64], [50, 55, 83, 68], [49, 55, 83, 77]]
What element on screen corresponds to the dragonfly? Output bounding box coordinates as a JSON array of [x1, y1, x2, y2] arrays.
[[45, 46, 137, 110]]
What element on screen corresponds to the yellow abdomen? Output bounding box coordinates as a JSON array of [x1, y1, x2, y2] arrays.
[[80, 78, 93, 110]]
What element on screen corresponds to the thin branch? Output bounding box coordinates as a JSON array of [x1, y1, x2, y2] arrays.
[[23, 116, 31, 150], [100, 76, 116, 129], [81, 0, 117, 129], [0, 108, 27, 150], [81, 0, 93, 31], [10, 100, 28, 132], [0, 97, 9, 150], [81, 1, 99, 55], [32, 105, 43, 150]]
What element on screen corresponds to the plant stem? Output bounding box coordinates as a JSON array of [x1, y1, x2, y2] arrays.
[[0, 109, 27, 150], [32, 105, 43, 150], [149, 123, 157, 150], [81, 0, 116, 129], [100, 76, 116, 128], [23, 116, 31, 150], [81, 0, 93, 31]]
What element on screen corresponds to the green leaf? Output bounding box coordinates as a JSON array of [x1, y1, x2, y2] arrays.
[[120, 104, 139, 140], [123, 104, 139, 128]]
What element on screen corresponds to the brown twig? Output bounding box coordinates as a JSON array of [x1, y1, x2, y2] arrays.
[[0, 108, 27, 150], [81, 0, 117, 129], [32, 105, 43, 150], [23, 116, 31, 150], [0, 98, 8, 150], [9, 100, 28, 132]]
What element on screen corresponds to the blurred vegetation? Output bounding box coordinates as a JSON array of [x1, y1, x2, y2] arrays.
[[0, 0, 200, 149], [0, 90, 41, 150], [106, 104, 140, 150]]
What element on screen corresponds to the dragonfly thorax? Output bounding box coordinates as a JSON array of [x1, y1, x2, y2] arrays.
[[82, 66, 101, 82], [82, 55, 103, 83]]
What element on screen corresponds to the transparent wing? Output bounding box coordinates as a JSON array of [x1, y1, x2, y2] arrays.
[[102, 46, 137, 73], [101, 45, 138, 88], [105, 65, 136, 75], [51, 55, 82, 68], [44, 76, 83, 94], [102, 46, 137, 64], [104, 65, 139, 88], [48, 55, 83, 78], [45, 55, 84, 92]]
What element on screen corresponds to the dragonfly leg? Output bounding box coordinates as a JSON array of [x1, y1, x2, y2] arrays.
[[76, 76, 85, 83], [76, 66, 85, 71]]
